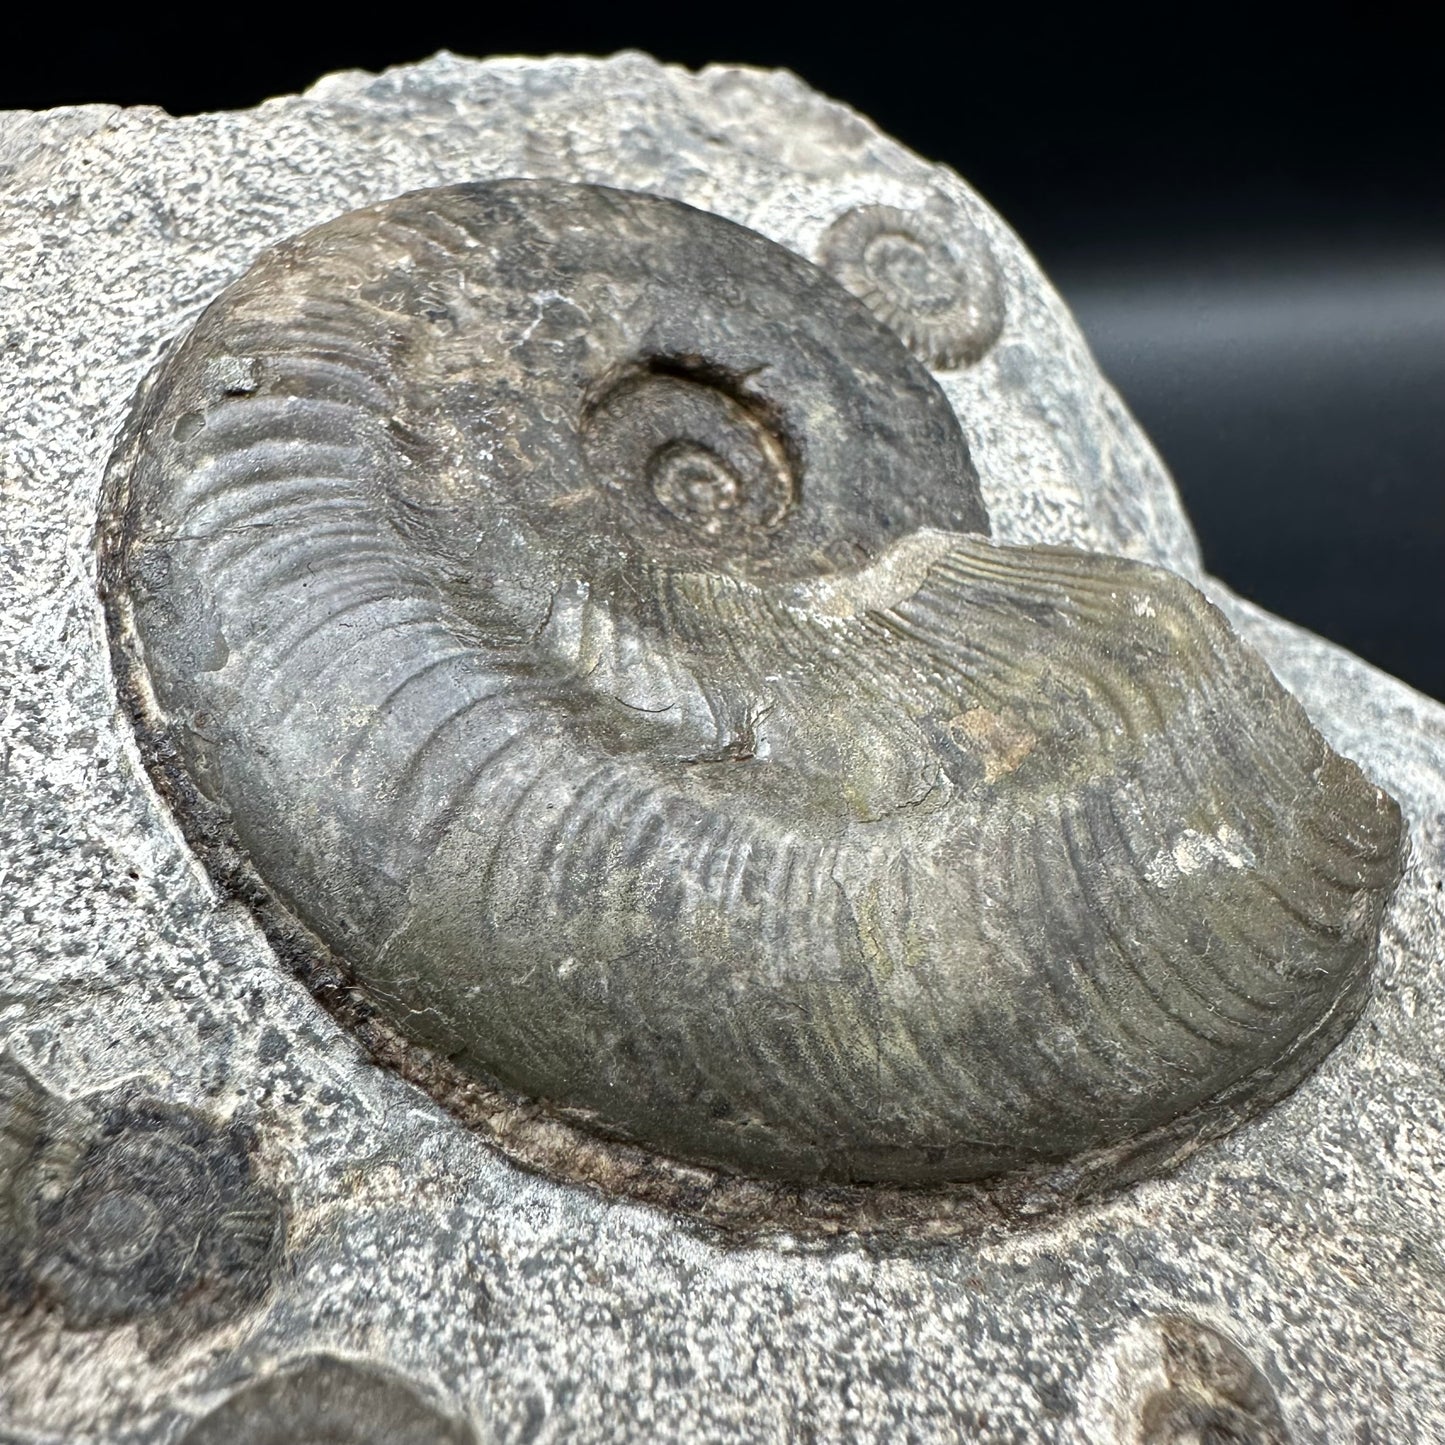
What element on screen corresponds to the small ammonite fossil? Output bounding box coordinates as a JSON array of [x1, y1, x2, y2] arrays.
[[818, 203, 1005, 369], [99, 179, 1403, 1206], [177, 1354, 477, 1445], [1091, 1314, 1292, 1444], [2, 1079, 284, 1329]]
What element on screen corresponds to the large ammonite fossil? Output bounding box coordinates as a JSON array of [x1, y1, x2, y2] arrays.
[[99, 180, 1403, 1215]]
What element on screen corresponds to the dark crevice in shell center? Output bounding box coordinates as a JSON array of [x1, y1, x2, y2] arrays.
[[580, 353, 800, 547]]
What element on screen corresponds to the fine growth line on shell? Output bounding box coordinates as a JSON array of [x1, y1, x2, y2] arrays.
[[96, 179, 1404, 1226]]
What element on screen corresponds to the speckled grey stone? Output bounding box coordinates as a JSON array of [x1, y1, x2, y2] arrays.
[[1, 52, 1442, 1444]]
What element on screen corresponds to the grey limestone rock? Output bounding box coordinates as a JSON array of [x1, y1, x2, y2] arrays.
[[2, 50, 1443, 1443]]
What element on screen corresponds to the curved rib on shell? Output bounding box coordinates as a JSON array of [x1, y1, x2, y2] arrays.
[[99, 180, 1403, 1195]]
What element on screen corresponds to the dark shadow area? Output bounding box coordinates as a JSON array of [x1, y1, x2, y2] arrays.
[[1065, 245, 1445, 697], [6, 12, 1441, 694]]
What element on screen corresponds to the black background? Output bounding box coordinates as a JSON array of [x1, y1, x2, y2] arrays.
[[8, 11, 1442, 696]]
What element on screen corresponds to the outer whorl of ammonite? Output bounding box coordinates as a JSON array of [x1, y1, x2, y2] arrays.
[[1088, 1316, 1291, 1444], [178, 1355, 477, 1445], [100, 178, 1403, 1211], [9, 1092, 284, 1328], [817, 203, 1005, 370]]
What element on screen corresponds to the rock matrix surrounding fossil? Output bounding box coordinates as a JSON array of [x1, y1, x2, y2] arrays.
[[3, 51, 1443, 1444], [100, 178, 1402, 1198]]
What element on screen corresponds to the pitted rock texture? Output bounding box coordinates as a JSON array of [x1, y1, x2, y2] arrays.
[[2, 52, 1443, 1444]]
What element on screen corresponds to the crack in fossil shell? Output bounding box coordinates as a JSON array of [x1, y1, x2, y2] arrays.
[[96, 180, 1403, 1221]]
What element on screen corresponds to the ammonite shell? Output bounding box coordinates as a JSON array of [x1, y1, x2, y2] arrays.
[[99, 179, 1403, 1200], [1090, 1315, 1291, 1444], [177, 1355, 477, 1445], [4, 1086, 284, 1328], [0, 1057, 52, 1289], [818, 203, 1005, 369]]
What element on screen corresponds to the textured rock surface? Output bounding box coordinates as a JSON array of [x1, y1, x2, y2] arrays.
[[1, 51, 1442, 1443]]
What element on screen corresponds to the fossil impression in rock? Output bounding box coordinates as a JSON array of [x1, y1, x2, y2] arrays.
[[0, 1061, 285, 1328], [99, 179, 1403, 1197], [818, 203, 1005, 370]]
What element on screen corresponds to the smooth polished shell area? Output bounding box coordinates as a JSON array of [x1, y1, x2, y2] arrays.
[[100, 180, 1403, 1196]]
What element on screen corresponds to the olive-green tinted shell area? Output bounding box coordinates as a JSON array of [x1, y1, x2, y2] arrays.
[[100, 180, 1403, 1200]]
